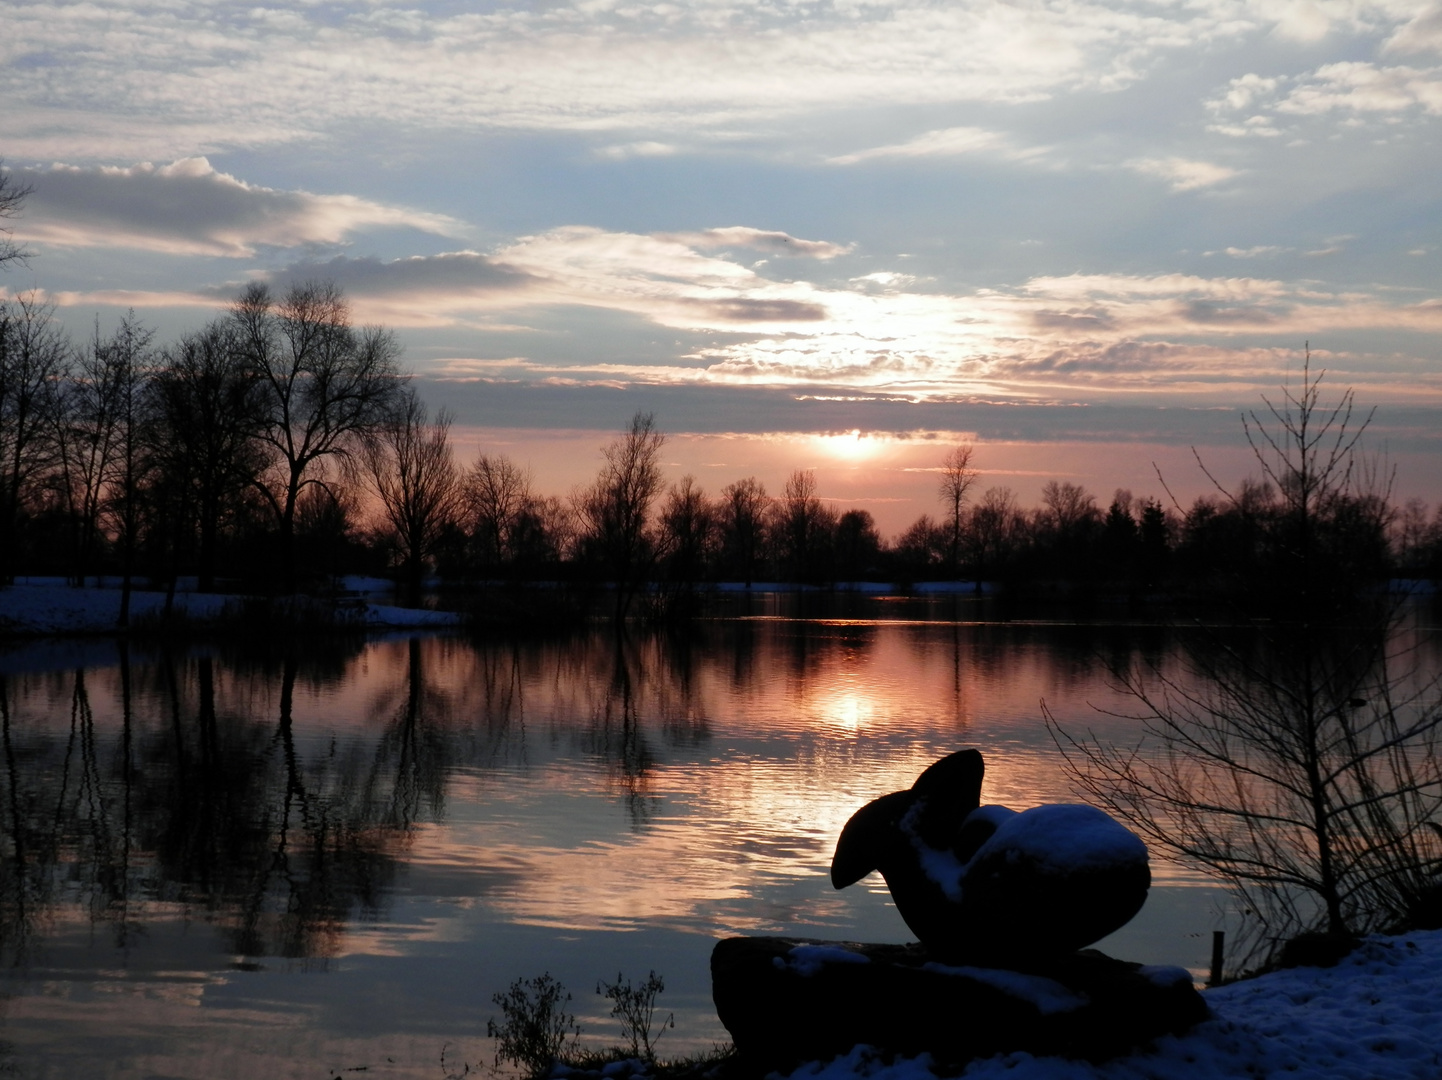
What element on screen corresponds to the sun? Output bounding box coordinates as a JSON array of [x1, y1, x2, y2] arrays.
[[817, 429, 879, 462]]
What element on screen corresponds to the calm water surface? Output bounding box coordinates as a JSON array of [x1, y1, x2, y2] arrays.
[[6, 597, 1431, 1078]]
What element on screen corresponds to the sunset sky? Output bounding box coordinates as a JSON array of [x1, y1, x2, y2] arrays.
[[4, 0, 1440, 533]]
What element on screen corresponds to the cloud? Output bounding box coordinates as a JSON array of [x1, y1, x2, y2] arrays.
[[187, 226, 838, 328], [851, 272, 920, 291], [1386, 3, 1442, 56], [1211, 73, 1283, 114], [0, 0, 1263, 160], [1208, 62, 1442, 136], [16, 158, 460, 257], [1277, 62, 1442, 117], [489, 226, 835, 328], [827, 126, 1032, 166], [1205, 73, 1286, 136], [661, 227, 850, 259], [1208, 246, 1288, 258], [1124, 157, 1240, 191], [676, 298, 827, 322], [231, 252, 536, 324], [595, 141, 678, 160], [31, 226, 1442, 405]]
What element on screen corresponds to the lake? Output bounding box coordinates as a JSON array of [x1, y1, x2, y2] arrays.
[[4, 594, 1432, 1078]]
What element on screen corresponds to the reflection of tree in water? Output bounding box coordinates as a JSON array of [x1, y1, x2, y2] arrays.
[[0, 627, 735, 963], [725, 617, 757, 693], [0, 673, 44, 965], [363, 637, 452, 832], [152, 652, 406, 960], [1, 658, 142, 966], [0, 645, 422, 965], [585, 632, 660, 829], [654, 627, 712, 747]]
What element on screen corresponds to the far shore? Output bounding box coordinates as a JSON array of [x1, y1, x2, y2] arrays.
[[0, 576, 464, 638]]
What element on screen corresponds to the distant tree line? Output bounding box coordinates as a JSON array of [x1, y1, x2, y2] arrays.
[[0, 285, 409, 612], [4, 284, 1442, 610]]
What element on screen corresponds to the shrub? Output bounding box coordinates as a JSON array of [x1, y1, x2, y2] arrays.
[[487, 973, 580, 1077], [597, 970, 673, 1061]]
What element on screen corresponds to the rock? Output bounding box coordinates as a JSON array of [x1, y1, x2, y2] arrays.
[[1276, 931, 1360, 969], [831, 750, 1151, 964], [711, 936, 1207, 1071]]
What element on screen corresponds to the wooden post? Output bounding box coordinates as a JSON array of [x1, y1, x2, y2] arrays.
[[1209, 931, 1225, 986]]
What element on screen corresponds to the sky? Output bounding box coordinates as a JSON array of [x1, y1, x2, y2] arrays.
[[3, 0, 1441, 534]]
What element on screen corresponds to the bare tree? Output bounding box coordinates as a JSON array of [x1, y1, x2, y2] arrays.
[[0, 294, 68, 584], [1392, 498, 1430, 574], [363, 387, 460, 603], [656, 475, 715, 588], [230, 281, 403, 592], [774, 469, 835, 583], [151, 320, 265, 592], [967, 486, 1024, 583], [514, 494, 575, 569], [575, 412, 666, 618], [938, 444, 977, 575], [834, 508, 882, 581], [53, 321, 127, 586], [718, 477, 768, 586], [1040, 480, 1098, 536], [462, 452, 532, 570], [101, 312, 156, 627], [1053, 360, 1442, 961], [0, 162, 31, 268], [895, 513, 945, 576]]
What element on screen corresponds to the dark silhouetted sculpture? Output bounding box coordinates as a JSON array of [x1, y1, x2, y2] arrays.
[[830, 748, 1151, 964], [711, 749, 1199, 1070]]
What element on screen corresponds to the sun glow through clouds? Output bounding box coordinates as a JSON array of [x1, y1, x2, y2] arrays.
[[817, 429, 879, 462]]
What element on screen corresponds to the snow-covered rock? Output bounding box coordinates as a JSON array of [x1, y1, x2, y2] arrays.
[[712, 937, 1206, 1071], [781, 929, 1442, 1080]]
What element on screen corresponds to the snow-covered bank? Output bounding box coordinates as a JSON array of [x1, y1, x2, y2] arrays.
[[0, 580, 462, 636], [787, 929, 1442, 1080]]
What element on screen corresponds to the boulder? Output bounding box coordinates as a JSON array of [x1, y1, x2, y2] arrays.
[[711, 936, 1207, 1071]]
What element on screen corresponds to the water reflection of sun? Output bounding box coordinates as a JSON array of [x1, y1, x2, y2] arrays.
[[821, 684, 877, 734]]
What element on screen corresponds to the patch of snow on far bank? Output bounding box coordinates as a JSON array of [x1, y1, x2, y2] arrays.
[[0, 581, 461, 634], [0, 581, 231, 634], [785, 929, 1442, 1080], [363, 602, 463, 628]]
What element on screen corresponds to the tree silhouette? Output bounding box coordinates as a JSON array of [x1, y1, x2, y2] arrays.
[[1054, 359, 1442, 959], [230, 281, 402, 593], [718, 477, 768, 587], [0, 163, 30, 268], [938, 444, 977, 576], [364, 387, 460, 603], [151, 319, 264, 592], [575, 412, 666, 618], [0, 294, 67, 584]]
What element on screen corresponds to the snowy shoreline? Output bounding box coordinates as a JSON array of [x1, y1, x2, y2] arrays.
[[0, 578, 463, 637], [788, 928, 1442, 1080]]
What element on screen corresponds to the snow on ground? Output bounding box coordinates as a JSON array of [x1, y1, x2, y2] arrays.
[[0, 580, 462, 635], [786, 929, 1442, 1080]]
